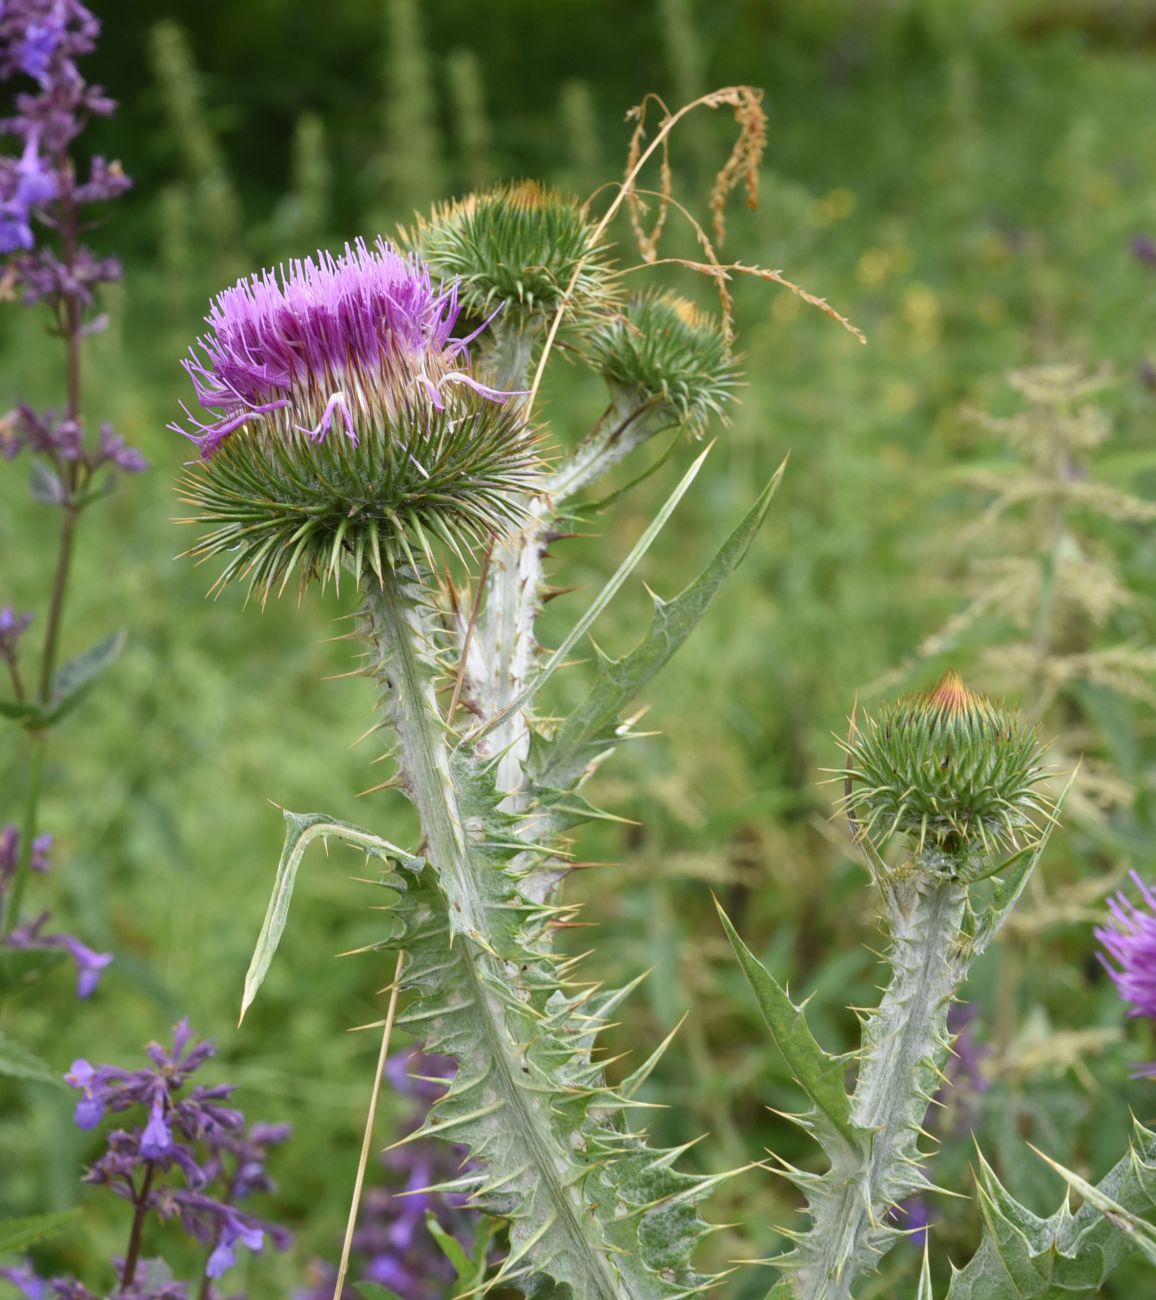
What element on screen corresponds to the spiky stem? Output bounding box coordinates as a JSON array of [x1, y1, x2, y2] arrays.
[[362, 571, 662, 1299], [796, 868, 968, 1300]]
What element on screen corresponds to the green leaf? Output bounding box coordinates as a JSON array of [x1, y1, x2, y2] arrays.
[[0, 1029, 67, 1089], [28, 460, 66, 505], [239, 810, 416, 1024], [0, 1208, 81, 1254], [350, 1286, 403, 1300], [0, 699, 51, 727], [716, 900, 865, 1157], [969, 769, 1076, 956], [532, 461, 786, 794], [478, 442, 713, 739], [947, 1125, 1156, 1298], [425, 1210, 475, 1280], [50, 630, 126, 719], [1030, 1143, 1156, 1266]]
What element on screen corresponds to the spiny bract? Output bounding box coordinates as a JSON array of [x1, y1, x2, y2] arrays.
[[407, 180, 615, 326], [587, 289, 737, 434], [839, 670, 1052, 860]]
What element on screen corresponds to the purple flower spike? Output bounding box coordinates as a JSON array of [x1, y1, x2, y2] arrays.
[[170, 237, 506, 461], [54, 1023, 291, 1294], [1096, 871, 1156, 1031]]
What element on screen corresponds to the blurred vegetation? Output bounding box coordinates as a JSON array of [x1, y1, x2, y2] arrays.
[[3, 0, 1156, 1295]]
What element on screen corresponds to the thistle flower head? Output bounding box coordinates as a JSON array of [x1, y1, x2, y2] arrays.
[[1096, 872, 1156, 1050], [407, 181, 615, 327], [839, 670, 1052, 866], [586, 289, 737, 433], [173, 238, 538, 595]]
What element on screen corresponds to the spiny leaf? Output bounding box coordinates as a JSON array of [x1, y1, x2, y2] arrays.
[[969, 768, 1076, 956], [532, 462, 785, 796], [946, 1125, 1156, 1298], [1030, 1142, 1156, 1266], [716, 900, 865, 1158], [916, 1240, 935, 1300], [239, 810, 415, 1024], [476, 442, 712, 740]]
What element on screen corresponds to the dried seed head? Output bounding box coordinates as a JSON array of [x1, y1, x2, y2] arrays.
[[172, 238, 538, 597], [586, 289, 737, 434], [840, 671, 1052, 866]]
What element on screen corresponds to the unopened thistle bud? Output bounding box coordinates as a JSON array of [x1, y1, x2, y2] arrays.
[[407, 181, 614, 328], [172, 237, 537, 595], [587, 289, 737, 434], [839, 671, 1052, 867]]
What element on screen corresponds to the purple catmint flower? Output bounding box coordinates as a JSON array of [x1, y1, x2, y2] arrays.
[[1097, 871, 1156, 1074], [0, 1262, 47, 1298], [57, 1022, 292, 1293], [5, 912, 113, 997], [0, 604, 32, 655], [298, 1051, 483, 1300]]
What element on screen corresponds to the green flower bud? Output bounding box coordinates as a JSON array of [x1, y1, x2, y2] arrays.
[[586, 289, 737, 434], [407, 181, 615, 327], [839, 671, 1052, 868]]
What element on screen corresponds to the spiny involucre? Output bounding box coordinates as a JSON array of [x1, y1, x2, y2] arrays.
[[839, 670, 1053, 867], [172, 237, 539, 596]]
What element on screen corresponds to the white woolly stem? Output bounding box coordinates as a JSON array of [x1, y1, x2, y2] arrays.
[[360, 572, 640, 1300], [797, 869, 968, 1300]]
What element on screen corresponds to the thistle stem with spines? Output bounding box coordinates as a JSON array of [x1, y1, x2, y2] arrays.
[[361, 568, 710, 1299], [796, 865, 968, 1300]]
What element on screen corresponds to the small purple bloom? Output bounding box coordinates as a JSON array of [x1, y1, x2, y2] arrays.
[[0, 1262, 46, 1298], [1131, 235, 1156, 269], [65, 1058, 105, 1128], [6, 914, 113, 998], [57, 1023, 291, 1292], [0, 604, 32, 655], [96, 421, 147, 473], [16, 18, 60, 80], [1097, 871, 1156, 1075], [0, 200, 32, 251], [140, 1096, 173, 1158]]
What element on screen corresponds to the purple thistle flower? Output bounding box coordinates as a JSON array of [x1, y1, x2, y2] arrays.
[[1096, 871, 1156, 1074], [175, 242, 536, 596], [170, 238, 508, 461]]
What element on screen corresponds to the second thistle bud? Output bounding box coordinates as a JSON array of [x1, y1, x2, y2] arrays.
[[840, 671, 1052, 870]]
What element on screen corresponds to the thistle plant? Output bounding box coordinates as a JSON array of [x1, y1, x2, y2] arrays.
[[720, 672, 1156, 1298], [173, 88, 865, 1297]]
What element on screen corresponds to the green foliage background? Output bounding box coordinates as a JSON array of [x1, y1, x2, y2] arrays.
[[3, 0, 1156, 1295]]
